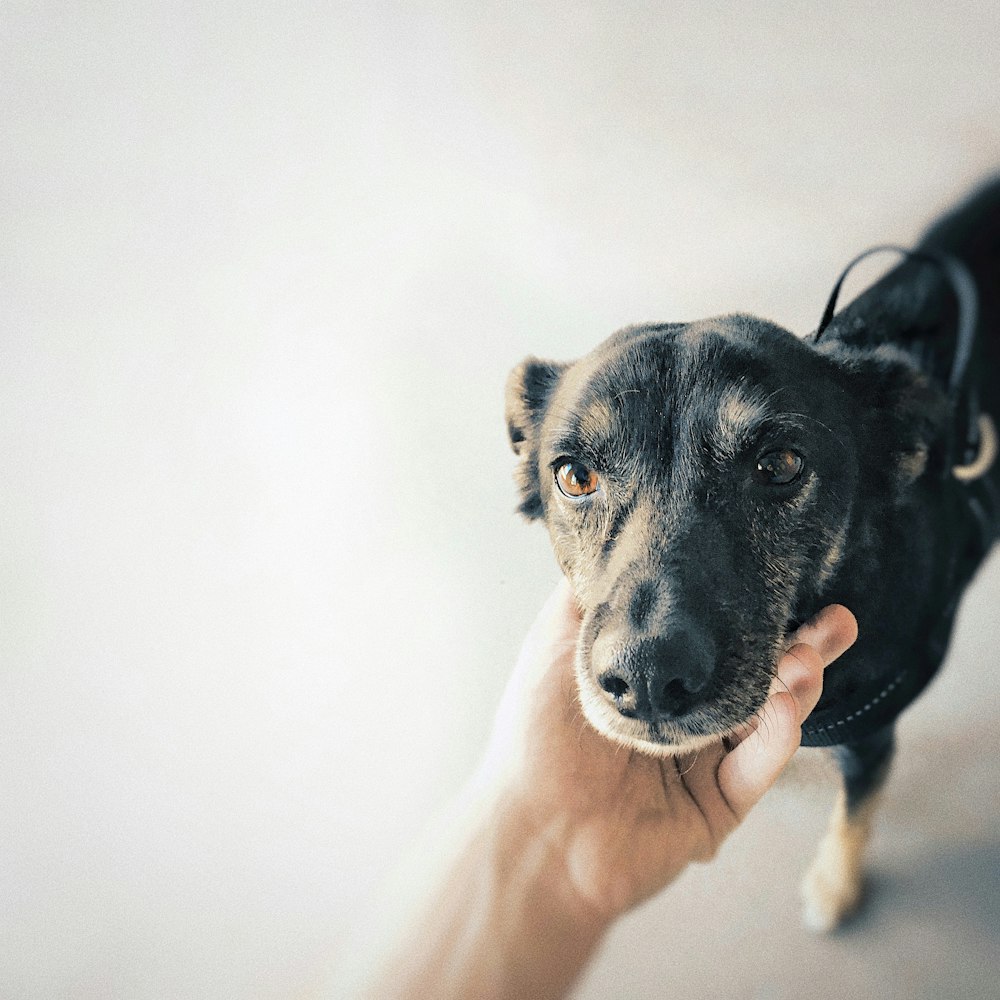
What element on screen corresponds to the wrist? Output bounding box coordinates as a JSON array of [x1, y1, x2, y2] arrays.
[[487, 785, 613, 928], [468, 787, 610, 997]]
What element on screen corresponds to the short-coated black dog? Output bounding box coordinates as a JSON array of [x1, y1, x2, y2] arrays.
[[505, 180, 999, 930]]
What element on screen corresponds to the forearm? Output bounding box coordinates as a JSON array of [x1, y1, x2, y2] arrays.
[[365, 791, 610, 1000]]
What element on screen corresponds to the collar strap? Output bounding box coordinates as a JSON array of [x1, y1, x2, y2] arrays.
[[810, 244, 982, 477], [800, 657, 939, 747], [800, 463, 1000, 747], [953, 412, 998, 481], [799, 588, 957, 748]]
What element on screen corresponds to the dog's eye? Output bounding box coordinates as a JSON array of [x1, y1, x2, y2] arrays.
[[754, 449, 804, 485], [555, 460, 600, 498]]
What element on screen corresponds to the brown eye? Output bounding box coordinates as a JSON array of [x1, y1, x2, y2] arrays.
[[755, 449, 804, 485], [555, 460, 600, 498]]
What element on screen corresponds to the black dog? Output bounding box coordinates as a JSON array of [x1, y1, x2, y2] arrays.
[[505, 180, 999, 930]]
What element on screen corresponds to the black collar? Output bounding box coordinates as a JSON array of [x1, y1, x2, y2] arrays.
[[800, 610, 951, 748]]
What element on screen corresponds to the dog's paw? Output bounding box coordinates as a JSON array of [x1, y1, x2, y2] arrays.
[[800, 855, 864, 932]]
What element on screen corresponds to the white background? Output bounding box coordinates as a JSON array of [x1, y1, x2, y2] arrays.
[[3, 3, 999, 998]]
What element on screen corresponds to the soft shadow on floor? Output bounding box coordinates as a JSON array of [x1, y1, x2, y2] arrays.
[[856, 839, 1000, 937]]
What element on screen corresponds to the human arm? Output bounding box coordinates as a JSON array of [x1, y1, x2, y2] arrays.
[[361, 580, 857, 999]]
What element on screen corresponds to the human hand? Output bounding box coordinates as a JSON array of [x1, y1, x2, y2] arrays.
[[480, 579, 858, 921]]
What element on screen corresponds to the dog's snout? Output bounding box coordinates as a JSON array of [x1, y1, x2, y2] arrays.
[[628, 580, 658, 629], [598, 623, 716, 723]]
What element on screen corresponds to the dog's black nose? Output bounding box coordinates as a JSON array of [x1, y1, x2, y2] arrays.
[[598, 625, 715, 723]]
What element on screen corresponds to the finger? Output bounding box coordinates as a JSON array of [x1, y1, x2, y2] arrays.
[[775, 642, 825, 724], [779, 604, 858, 723], [722, 648, 817, 755], [717, 688, 801, 819], [787, 604, 858, 665]]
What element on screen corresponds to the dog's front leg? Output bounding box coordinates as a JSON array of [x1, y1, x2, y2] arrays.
[[801, 726, 895, 932]]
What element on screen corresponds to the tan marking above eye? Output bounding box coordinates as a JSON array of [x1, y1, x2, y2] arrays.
[[555, 460, 600, 498]]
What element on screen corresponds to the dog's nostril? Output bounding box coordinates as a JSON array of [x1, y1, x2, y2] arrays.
[[662, 679, 688, 702], [598, 671, 638, 717], [600, 674, 630, 699], [658, 678, 700, 715]]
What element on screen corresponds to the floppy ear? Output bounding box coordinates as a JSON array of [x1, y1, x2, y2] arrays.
[[504, 356, 568, 518], [823, 342, 950, 485]]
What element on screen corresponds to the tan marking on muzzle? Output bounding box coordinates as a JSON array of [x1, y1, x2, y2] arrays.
[[600, 499, 661, 592]]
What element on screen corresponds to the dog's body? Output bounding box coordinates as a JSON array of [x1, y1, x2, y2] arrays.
[[506, 180, 999, 930]]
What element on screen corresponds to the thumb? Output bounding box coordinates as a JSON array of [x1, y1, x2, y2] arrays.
[[716, 688, 802, 819]]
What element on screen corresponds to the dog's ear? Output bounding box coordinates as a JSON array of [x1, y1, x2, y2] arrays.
[[505, 356, 568, 518], [823, 342, 949, 484], [505, 357, 566, 455]]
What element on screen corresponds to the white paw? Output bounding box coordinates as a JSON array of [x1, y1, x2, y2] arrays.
[[800, 862, 864, 933]]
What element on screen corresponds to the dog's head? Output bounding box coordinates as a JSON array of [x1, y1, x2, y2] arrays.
[[507, 314, 946, 754]]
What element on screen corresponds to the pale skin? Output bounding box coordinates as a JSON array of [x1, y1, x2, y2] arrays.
[[362, 580, 858, 1000]]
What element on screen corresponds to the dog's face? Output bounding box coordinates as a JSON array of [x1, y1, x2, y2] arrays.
[[507, 314, 943, 754]]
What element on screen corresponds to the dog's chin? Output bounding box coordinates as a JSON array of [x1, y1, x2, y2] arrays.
[[575, 670, 745, 758]]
